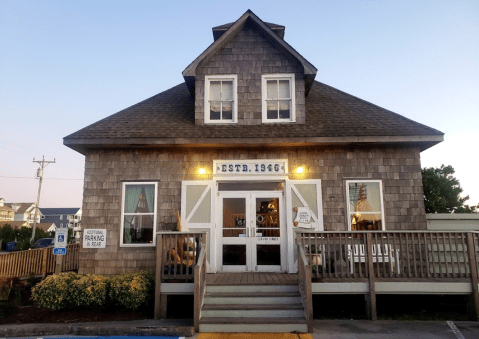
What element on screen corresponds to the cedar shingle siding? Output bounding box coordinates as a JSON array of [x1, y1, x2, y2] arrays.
[[79, 146, 425, 275], [195, 26, 305, 125]]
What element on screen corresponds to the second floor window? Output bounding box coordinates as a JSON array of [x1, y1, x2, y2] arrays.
[[262, 74, 295, 123], [205, 75, 238, 123]]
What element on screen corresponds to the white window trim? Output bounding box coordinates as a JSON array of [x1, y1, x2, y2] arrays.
[[204, 74, 238, 124], [261, 73, 296, 123], [346, 180, 385, 231], [120, 181, 158, 247]]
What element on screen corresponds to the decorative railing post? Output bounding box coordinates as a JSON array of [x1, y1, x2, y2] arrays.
[[365, 233, 377, 321], [467, 232, 479, 321], [154, 233, 163, 319]]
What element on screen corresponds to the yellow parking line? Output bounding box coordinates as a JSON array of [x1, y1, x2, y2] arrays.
[[197, 333, 313, 339]]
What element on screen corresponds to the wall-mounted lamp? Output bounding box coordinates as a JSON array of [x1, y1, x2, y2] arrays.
[[198, 168, 206, 175], [296, 167, 304, 174]]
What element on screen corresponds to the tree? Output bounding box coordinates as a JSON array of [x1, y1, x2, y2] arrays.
[[422, 164, 477, 213]]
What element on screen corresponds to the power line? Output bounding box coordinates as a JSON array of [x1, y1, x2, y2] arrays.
[[0, 175, 83, 180]]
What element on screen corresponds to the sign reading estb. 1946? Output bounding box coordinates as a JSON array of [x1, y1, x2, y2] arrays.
[[83, 229, 106, 248], [214, 160, 287, 175]]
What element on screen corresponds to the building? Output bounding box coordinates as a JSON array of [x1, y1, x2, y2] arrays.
[[0, 198, 15, 221], [4, 202, 42, 224], [62, 11, 473, 333], [40, 208, 82, 240]]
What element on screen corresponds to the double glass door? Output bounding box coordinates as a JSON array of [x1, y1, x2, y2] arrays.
[[219, 192, 284, 272]]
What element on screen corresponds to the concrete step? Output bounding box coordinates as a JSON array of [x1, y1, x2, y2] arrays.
[[202, 302, 304, 318], [203, 292, 302, 305], [199, 317, 308, 333], [206, 284, 298, 293]]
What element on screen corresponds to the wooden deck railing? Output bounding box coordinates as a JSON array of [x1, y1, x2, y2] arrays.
[[296, 231, 479, 281], [194, 244, 207, 332], [297, 244, 313, 333], [0, 243, 80, 278], [156, 232, 206, 281], [154, 231, 207, 320]]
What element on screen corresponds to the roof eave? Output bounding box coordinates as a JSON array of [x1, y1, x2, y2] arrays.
[[64, 134, 444, 155]]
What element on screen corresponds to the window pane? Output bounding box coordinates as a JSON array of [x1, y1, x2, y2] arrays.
[[222, 81, 233, 100], [223, 198, 246, 238], [278, 100, 290, 119], [222, 101, 233, 120], [350, 213, 382, 231], [123, 214, 154, 244], [349, 182, 382, 212], [210, 81, 221, 101], [278, 80, 290, 99], [210, 101, 221, 120], [267, 101, 278, 119], [267, 80, 278, 99], [223, 245, 246, 265], [256, 198, 280, 238], [124, 184, 155, 213], [257, 245, 281, 265]]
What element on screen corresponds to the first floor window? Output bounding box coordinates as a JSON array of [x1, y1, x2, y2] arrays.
[[346, 180, 385, 231], [204, 75, 238, 123], [121, 182, 157, 246], [262, 74, 295, 122]]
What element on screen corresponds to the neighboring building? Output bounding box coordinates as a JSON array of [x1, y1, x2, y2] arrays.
[[63, 10, 448, 331], [35, 222, 57, 234], [0, 220, 30, 229], [0, 198, 15, 221], [39, 208, 82, 240], [427, 213, 479, 231], [4, 203, 42, 224]]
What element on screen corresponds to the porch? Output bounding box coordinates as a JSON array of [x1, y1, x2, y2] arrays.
[[153, 231, 479, 333]]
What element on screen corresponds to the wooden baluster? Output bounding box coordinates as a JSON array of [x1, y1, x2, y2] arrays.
[[411, 232, 418, 278], [313, 232, 319, 279], [417, 232, 424, 278], [442, 232, 449, 278]]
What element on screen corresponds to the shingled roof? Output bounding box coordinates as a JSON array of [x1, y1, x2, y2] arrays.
[[64, 81, 443, 154]]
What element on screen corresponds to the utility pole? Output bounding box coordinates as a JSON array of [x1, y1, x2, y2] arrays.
[[31, 156, 55, 242]]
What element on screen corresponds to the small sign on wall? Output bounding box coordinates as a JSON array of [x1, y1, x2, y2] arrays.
[[83, 229, 107, 248], [294, 207, 312, 228]]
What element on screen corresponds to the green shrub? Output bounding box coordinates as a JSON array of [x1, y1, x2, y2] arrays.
[[32, 272, 81, 310], [70, 274, 108, 307], [109, 271, 153, 310], [32, 271, 153, 311]]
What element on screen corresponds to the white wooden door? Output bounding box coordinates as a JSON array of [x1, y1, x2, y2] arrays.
[[285, 179, 323, 273], [181, 180, 215, 271]]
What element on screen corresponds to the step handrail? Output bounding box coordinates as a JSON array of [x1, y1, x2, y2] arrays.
[[194, 244, 207, 332], [297, 243, 313, 332]]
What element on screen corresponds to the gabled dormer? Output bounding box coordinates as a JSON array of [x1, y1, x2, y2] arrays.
[[182, 10, 317, 126]]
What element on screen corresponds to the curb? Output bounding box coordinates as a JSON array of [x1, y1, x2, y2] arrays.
[[0, 320, 195, 337]]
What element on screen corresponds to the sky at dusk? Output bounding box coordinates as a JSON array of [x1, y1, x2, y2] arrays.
[[1, 0, 478, 209]]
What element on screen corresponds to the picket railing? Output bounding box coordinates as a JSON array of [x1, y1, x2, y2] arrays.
[[156, 232, 206, 281], [296, 231, 479, 280], [0, 243, 80, 278]]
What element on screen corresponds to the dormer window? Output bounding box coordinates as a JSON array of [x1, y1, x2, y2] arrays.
[[205, 75, 238, 123], [262, 74, 295, 123]]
